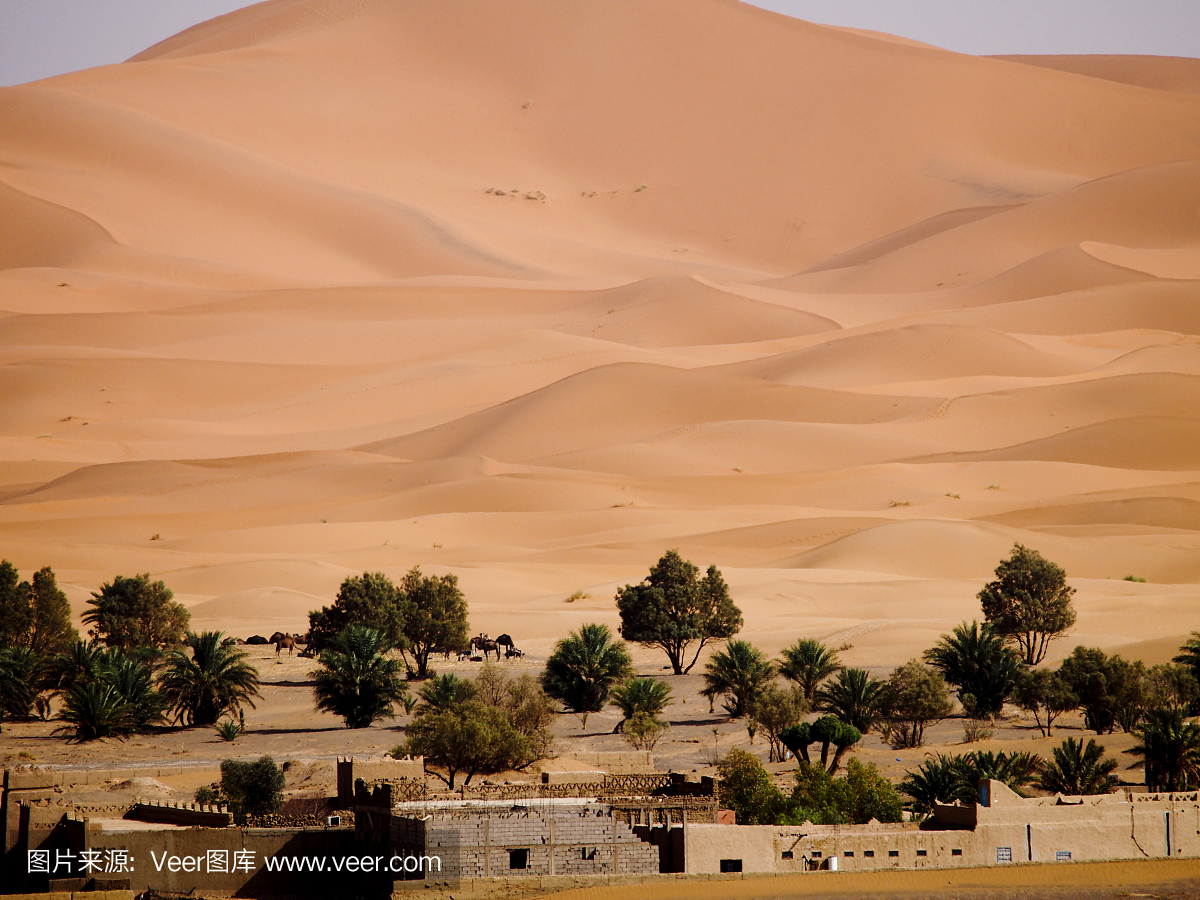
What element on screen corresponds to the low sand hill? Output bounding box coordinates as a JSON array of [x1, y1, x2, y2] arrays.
[[0, 0, 1198, 678]]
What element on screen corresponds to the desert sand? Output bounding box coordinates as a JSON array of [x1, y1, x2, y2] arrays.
[[2, 0, 1200, 808]]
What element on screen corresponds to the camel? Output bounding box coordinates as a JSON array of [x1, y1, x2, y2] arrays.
[[470, 635, 500, 661], [273, 633, 297, 656], [496, 633, 515, 652], [245, 635, 269, 645]]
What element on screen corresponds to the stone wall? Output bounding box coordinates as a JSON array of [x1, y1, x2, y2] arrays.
[[423, 805, 659, 881]]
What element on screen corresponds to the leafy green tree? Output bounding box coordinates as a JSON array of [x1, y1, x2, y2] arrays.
[[622, 712, 668, 750], [701, 639, 773, 718], [781, 715, 862, 775], [57, 681, 132, 741], [416, 673, 476, 716], [398, 567, 469, 679], [83, 573, 189, 651], [401, 701, 537, 789], [1126, 707, 1200, 792], [220, 756, 284, 824], [0, 563, 77, 654], [749, 684, 808, 763], [717, 748, 789, 825], [469, 664, 556, 762], [159, 631, 261, 727], [1058, 646, 1145, 734], [0, 561, 31, 649], [815, 667, 887, 734], [924, 621, 1021, 719], [883, 660, 953, 749], [312, 625, 408, 728], [610, 676, 673, 732], [308, 572, 408, 653], [1038, 738, 1117, 795], [616, 551, 742, 674], [1012, 667, 1078, 737], [788, 758, 903, 825], [979, 543, 1076, 665], [541, 623, 633, 727], [777, 639, 842, 701], [1144, 663, 1200, 713]]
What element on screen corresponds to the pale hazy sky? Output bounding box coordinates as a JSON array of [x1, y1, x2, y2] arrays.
[[1, 0, 1198, 87]]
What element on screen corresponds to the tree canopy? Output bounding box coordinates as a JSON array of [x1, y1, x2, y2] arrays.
[[83, 573, 189, 651], [398, 567, 469, 679], [308, 572, 408, 653], [979, 543, 1076, 665], [777, 638, 841, 701], [882, 660, 953, 749], [312, 625, 408, 728], [0, 562, 77, 654], [616, 550, 742, 674]]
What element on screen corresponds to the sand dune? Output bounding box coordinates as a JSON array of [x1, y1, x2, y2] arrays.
[[994, 54, 1200, 95], [0, 0, 1198, 673], [716, 324, 1082, 389]]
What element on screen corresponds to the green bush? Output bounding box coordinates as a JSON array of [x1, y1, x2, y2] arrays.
[[220, 756, 284, 824]]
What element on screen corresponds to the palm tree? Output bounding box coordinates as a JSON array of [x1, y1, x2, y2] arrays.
[[100, 650, 165, 729], [1126, 707, 1200, 792], [814, 667, 887, 733], [954, 749, 1042, 799], [57, 681, 133, 741], [541, 623, 633, 728], [46, 639, 106, 695], [610, 677, 673, 732], [159, 631, 262, 727], [778, 639, 842, 701], [313, 625, 408, 728], [924, 621, 1021, 719], [416, 673, 475, 715], [0, 647, 43, 726], [900, 754, 961, 817], [701, 640, 773, 718], [1038, 738, 1117, 795]]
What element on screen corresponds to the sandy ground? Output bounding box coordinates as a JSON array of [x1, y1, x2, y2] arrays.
[[1, 4, 1199, 872], [540, 858, 1200, 899]]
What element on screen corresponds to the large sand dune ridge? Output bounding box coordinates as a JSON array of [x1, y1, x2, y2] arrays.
[[0, 0, 1197, 668]]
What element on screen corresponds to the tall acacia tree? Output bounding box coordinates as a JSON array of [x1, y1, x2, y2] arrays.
[[308, 572, 408, 653], [83, 573, 189, 652], [0, 562, 77, 654], [616, 550, 742, 675], [399, 567, 469, 679], [979, 544, 1076, 665]]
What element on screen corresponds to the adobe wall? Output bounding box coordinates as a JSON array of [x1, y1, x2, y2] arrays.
[[85, 824, 366, 895], [686, 781, 1200, 876], [421, 805, 660, 881]]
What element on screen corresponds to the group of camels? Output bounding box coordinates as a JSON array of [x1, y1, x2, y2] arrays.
[[238, 631, 523, 661]]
